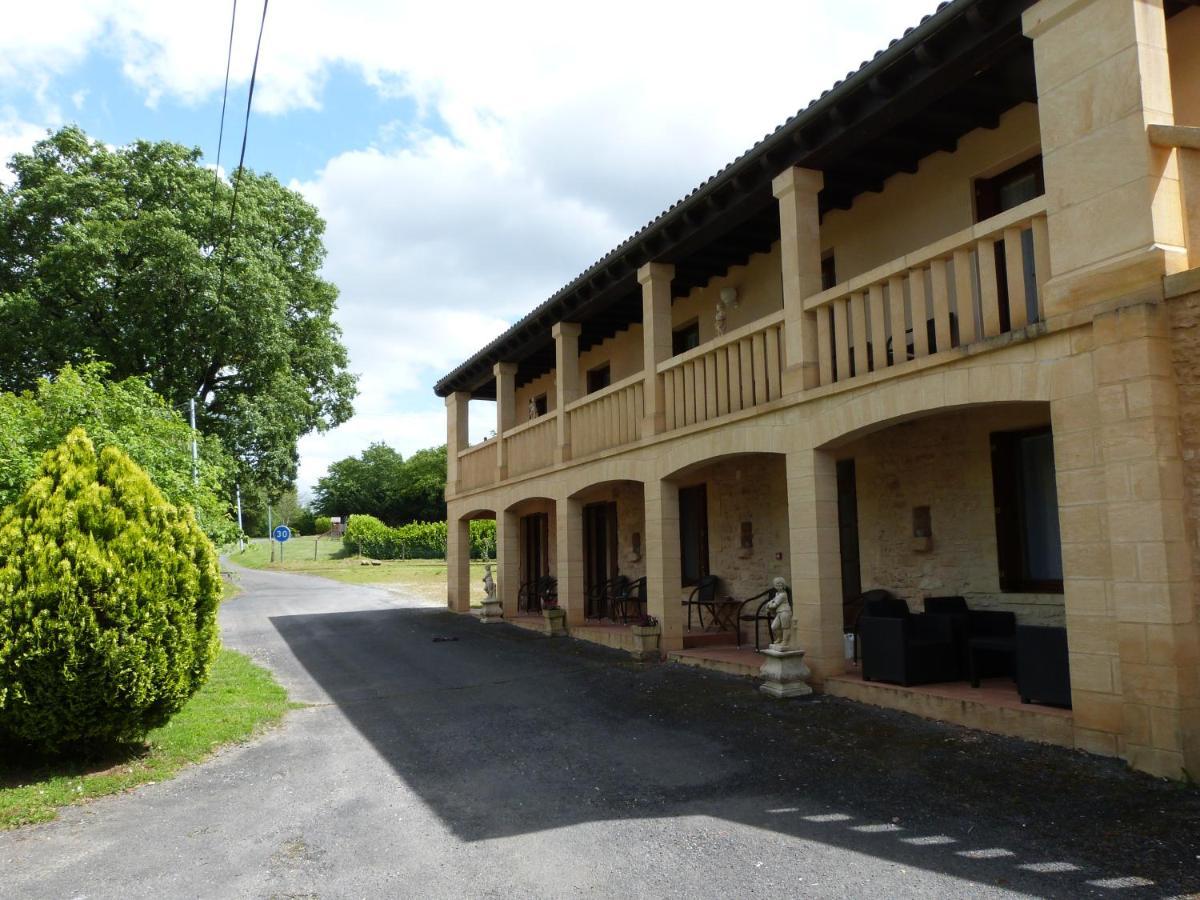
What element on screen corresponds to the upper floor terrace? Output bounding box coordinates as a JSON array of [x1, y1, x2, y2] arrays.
[[437, 0, 1200, 498]]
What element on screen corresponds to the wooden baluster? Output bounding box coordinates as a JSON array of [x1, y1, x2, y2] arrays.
[[752, 332, 769, 404], [909, 269, 930, 358], [953, 248, 976, 346], [704, 353, 718, 418], [735, 338, 751, 408], [977, 237, 1002, 337], [715, 346, 730, 415], [887, 276, 906, 365], [817, 307, 833, 385], [1004, 226, 1028, 331], [728, 349, 744, 413], [662, 372, 675, 431], [850, 292, 869, 379], [765, 324, 782, 400], [832, 297, 850, 382], [868, 284, 887, 371], [930, 258, 952, 353], [1032, 215, 1050, 323]]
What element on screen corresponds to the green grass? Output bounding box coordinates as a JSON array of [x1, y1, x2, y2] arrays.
[[227, 537, 488, 604], [0, 648, 295, 830]]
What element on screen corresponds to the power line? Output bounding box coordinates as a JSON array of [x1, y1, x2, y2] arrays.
[[207, 0, 238, 238], [223, 0, 269, 241]]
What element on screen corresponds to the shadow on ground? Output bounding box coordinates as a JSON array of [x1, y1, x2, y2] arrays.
[[270, 607, 1200, 897]]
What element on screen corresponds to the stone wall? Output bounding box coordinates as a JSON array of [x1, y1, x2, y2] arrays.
[[843, 405, 1067, 625], [1168, 288, 1200, 584]]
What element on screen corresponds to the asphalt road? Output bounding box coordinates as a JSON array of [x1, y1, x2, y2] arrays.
[[2, 565, 1198, 899]]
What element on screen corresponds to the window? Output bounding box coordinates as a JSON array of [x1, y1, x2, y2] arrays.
[[974, 155, 1045, 221], [975, 156, 1045, 328], [586, 364, 611, 394], [678, 484, 710, 587], [672, 320, 700, 356], [821, 252, 837, 291], [990, 427, 1063, 593]]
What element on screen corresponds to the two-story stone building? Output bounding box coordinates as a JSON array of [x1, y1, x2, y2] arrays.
[[433, 0, 1200, 779]]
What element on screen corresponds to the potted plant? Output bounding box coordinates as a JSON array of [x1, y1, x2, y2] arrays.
[[541, 597, 567, 638], [630, 614, 661, 661]]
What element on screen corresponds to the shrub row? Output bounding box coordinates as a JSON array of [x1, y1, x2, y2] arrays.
[[342, 514, 495, 560]]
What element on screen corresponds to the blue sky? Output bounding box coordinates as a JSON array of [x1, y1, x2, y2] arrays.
[[0, 0, 938, 496]]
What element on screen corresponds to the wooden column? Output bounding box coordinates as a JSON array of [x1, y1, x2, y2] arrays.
[[445, 391, 470, 497], [773, 166, 824, 391], [639, 262, 675, 435], [494, 361, 517, 481], [553, 322, 581, 464]]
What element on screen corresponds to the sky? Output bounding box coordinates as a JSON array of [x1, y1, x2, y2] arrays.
[[0, 0, 939, 498]]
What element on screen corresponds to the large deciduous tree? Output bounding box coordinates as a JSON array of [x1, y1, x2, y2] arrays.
[[0, 126, 357, 494]]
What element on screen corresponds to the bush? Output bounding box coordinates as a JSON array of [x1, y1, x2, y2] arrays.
[[314, 515, 332, 535], [0, 429, 221, 752], [290, 507, 316, 536], [341, 515, 495, 560]]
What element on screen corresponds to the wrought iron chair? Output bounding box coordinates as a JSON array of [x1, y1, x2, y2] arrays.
[[586, 575, 629, 620], [611, 576, 647, 623], [736, 585, 791, 650], [683, 575, 720, 630]]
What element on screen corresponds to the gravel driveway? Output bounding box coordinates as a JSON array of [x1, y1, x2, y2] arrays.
[[1, 564, 1197, 899]]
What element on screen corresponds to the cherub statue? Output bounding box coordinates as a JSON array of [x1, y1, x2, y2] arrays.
[[714, 302, 727, 337], [529, 397, 538, 420], [482, 564, 496, 601], [764, 576, 794, 649]]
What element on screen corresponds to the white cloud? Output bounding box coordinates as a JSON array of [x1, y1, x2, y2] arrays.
[[3, 0, 942, 492]]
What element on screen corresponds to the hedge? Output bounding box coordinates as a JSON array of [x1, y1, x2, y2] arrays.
[[342, 514, 495, 560]]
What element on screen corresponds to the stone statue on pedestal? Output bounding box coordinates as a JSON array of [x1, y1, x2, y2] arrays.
[[482, 565, 496, 601], [764, 576, 795, 650]]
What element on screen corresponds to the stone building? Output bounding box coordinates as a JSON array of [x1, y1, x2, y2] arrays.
[[433, 0, 1200, 779]]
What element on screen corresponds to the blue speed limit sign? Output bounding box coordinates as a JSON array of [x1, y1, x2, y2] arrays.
[[273, 524, 292, 542]]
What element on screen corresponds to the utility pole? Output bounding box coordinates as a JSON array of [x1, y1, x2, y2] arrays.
[[189, 398, 199, 486], [268, 503, 274, 563], [236, 484, 244, 551]]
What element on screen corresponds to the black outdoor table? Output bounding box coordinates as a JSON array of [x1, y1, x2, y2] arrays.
[[967, 635, 1016, 688]]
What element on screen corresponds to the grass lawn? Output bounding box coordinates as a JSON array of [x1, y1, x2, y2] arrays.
[[227, 537, 489, 605], [0, 648, 295, 830]]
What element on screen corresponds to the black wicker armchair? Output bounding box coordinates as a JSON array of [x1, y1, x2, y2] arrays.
[[859, 595, 960, 686]]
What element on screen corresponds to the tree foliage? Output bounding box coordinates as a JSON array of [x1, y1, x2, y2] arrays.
[[313, 443, 446, 525], [0, 363, 239, 544], [0, 429, 221, 752], [0, 126, 357, 495]]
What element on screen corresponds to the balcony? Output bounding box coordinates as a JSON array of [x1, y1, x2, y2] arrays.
[[450, 199, 1059, 497]]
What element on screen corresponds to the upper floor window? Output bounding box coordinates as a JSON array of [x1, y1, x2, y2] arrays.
[[586, 363, 611, 394], [528, 393, 547, 419], [821, 252, 837, 290], [974, 155, 1045, 222], [672, 320, 700, 356]]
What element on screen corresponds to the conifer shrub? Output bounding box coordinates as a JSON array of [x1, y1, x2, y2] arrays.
[[0, 429, 221, 752]]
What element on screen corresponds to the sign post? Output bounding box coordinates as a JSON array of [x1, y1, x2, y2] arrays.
[[273, 524, 292, 562]]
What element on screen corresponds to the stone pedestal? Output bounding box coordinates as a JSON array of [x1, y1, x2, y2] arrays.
[[543, 607, 567, 637], [479, 598, 504, 624], [758, 645, 812, 698], [630, 625, 661, 662]]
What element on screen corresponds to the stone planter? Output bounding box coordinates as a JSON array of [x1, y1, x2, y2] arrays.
[[479, 597, 504, 624], [542, 607, 567, 637], [630, 624, 661, 661]]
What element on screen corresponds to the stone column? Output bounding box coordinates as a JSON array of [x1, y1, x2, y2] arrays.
[[785, 447, 844, 681], [497, 508, 520, 619], [494, 362, 517, 481], [1023, 0, 1188, 316], [1090, 303, 1199, 778], [553, 322, 581, 464], [447, 515, 472, 613], [556, 493, 585, 627], [773, 167, 825, 392], [644, 478, 684, 651], [638, 262, 675, 435], [445, 391, 470, 497]]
